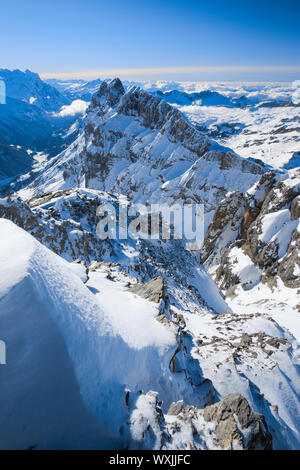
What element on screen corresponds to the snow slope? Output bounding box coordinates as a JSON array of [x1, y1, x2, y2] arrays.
[[0, 188, 229, 315], [0, 219, 219, 449]]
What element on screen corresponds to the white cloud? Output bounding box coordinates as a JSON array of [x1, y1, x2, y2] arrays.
[[55, 99, 89, 117]]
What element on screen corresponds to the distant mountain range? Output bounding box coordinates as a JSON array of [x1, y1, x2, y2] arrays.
[[0, 69, 86, 183]]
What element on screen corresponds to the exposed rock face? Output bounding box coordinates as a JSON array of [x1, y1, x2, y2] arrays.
[[203, 393, 272, 450], [245, 177, 300, 284], [277, 228, 300, 288], [214, 242, 259, 291], [167, 400, 184, 416], [201, 191, 246, 268], [127, 277, 165, 303], [202, 170, 279, 270], [91, 78, 125, 110], [131, 392, 272, 450], [0, 191, 105, 263], [202, 170, 300, 293], [291, 195, 300, 220]]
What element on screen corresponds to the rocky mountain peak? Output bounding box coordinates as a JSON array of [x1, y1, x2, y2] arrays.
[[91, 77, 125, 109], [117, 86, 176, 126]]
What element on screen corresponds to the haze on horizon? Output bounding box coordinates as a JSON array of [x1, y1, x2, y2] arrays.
[[1, 0, 300, 82]]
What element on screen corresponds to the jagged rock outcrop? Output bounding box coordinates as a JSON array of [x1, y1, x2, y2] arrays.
[[202, 169, 299, 293], [201, 170, 279, 269], [201, 191, 247, 268], [127, 277, 165, 303], [0, 191, 105, 262], [202, 393, 272, 450], [245, 176, 300, 284], [129, 391, 272, 450], [291, 195, 300, 220], [91, 78, 125, 110], [277, 228, 300, 288]]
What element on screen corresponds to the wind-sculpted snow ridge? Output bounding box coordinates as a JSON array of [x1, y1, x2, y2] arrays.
[[0, 219, 218, 449], [1, 192, 300, 448], [18, 78, 266, 229]]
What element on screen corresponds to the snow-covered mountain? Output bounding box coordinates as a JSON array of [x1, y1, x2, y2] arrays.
[[18, 79, 265, 225], [164, 81, 300, 170], [0, 75, 300, 450], [201, 170, 300, 339], [43, 77, 300, 170], [0, 69, 70, 111], [46, 78, 103, 102], [0, 70, 87, 185], [152, 89, 247, 107], [139, 80, 300, 170]]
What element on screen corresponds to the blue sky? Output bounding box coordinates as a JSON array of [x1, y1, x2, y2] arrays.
[[1, 0, 300, 81]]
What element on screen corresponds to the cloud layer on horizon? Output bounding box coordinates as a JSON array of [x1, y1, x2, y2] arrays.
[[41, 66, 300, 81]]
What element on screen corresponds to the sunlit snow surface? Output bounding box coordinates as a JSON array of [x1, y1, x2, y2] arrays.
[[134, 80, 300, 170], [180, 103, 300, 169]]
